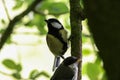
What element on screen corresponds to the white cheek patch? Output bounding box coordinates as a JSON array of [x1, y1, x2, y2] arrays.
[[51, 22, 62, 29], [69, 63, 78, 80]]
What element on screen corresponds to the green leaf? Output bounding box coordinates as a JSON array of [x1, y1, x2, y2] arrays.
[[29, 70, 50, 79], [101, 73, 107, 80], [86, 63, 102, 80], [2, 59, 22, 72], [1, 19, 6, 24], [48, 2, 69, 15], [82, 63, 87, 74], [82, 48, 91, 56], [2, 59, 17, 70], [12, 0, 23, 10], [24, 0, 34, 5], [95, 56, 102, 65], [33, 14, 45, 27], [24, 21, 34, 27], [16, 64, 22, 72], [82, 35, 89, 43], [24, 13, 46, 35], [29, 70, 40, 79], [12, 72, 21, 79], [39, 71, 50, 78], [29, 14, 46, 35], [38, 2, 69, 15]]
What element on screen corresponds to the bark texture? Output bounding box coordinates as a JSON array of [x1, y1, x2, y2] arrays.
[[83, 0, 120, 80], [69, 0, 84, 79]]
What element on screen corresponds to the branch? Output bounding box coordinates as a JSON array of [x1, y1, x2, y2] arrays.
[[0, 70, 11, 76], [2, 0, 11, 21], [0, 70, 29, 80], [0, 0, 42, 50], [69, 0, 84, 80], [33, 9, 45, 16]]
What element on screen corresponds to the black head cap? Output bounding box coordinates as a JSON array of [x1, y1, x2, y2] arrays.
[[45, 18, 63, 30], [63, 56, 78, 66]]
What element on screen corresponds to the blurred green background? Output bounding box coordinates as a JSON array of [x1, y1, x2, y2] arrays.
[[0, 0, 105, 80]]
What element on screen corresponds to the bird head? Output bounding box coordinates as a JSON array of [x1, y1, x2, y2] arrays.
[[63, 56, 80, 67], [45, 18, 63, 30], [63, 56, 81, 80]]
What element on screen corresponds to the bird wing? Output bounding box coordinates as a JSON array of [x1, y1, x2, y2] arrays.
[[59, 29, 68, 43], [59, 29, 68, 54]]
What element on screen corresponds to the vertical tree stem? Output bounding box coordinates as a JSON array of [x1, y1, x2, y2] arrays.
[[69, 0, 83, 80]]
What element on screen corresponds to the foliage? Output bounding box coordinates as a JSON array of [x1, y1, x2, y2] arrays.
[[2, 59, 50, 79], [37, 1, 69, 16], [82, 31, 106, 80], [0, 0, 106, 80], [2, 59, 22, 72], [29, 70, 50, 79]]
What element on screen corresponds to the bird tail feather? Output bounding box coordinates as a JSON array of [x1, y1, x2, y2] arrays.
[[52, 56, 60, 71]]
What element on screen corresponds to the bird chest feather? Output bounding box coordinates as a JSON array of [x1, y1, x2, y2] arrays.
[[46, 34, 64, 56]]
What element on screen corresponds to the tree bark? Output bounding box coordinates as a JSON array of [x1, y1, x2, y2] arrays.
[[69, 0, 84, 79], [83, 0, 120, 80]]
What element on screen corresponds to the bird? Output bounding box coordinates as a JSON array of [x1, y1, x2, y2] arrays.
[[50, 56, 80, 80], [45, 18, 68, 71]]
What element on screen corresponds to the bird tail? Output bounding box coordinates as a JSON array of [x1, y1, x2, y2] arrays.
[[52, 56, 60, 71]]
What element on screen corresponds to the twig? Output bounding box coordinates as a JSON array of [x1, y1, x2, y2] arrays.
[[0, 70, 11, 77], [2, 0, 11, 21], [0, 70, 30, 80], [0, 0, 43, 50]]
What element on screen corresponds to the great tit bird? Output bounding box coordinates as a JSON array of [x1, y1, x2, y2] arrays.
[[50, 56, 80, 80], [45, 18, 68, 71]]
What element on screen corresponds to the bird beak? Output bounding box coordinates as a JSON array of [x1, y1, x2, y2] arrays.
[[45, 20, 48, 23]]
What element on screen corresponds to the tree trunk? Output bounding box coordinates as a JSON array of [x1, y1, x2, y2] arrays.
[[83, 0, 120, 80]]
